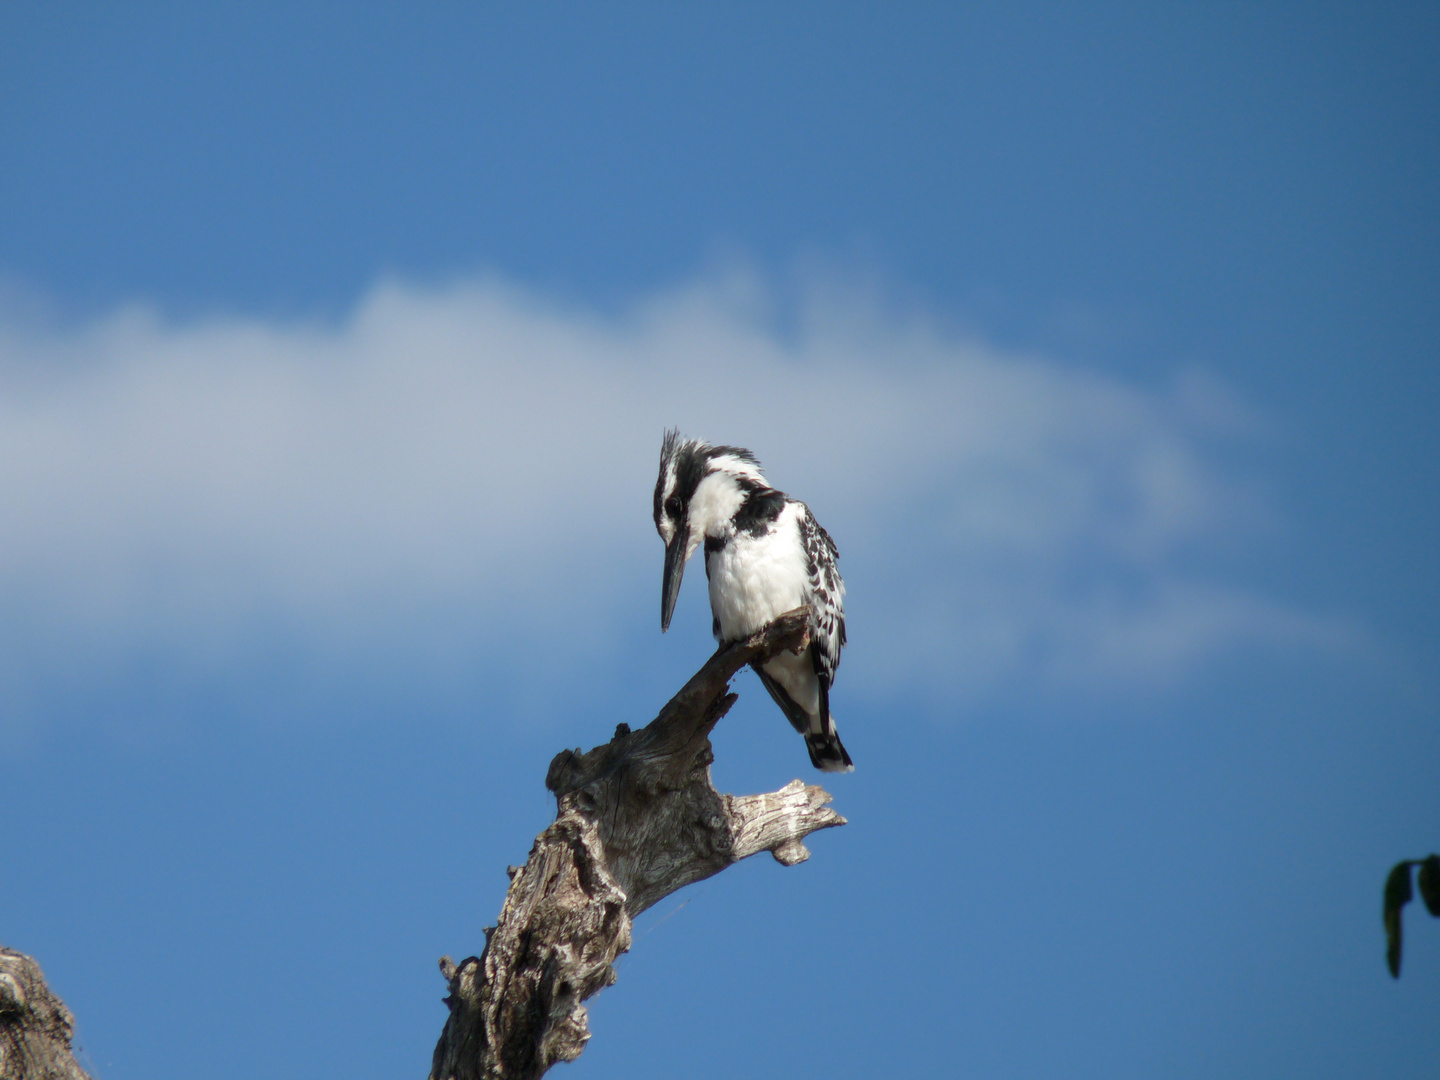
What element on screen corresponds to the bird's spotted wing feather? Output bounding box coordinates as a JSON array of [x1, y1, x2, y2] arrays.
[[796, 502, 845, 688]]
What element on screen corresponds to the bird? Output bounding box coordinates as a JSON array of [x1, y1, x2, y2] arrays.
[[653, 430, 852, 772]]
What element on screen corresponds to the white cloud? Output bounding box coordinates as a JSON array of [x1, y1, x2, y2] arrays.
[[0, 269, 1351, 726]]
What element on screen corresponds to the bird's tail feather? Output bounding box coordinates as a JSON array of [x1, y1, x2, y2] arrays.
[[805, 729, 854, 773]]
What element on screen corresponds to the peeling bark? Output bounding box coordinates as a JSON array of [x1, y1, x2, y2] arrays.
[[0, 947, 92, 1080], [430, 607, 846, 1080]]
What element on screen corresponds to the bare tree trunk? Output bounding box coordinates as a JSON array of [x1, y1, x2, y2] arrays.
[[429, 607, 846, 1080], [2, 609, 843, 1080], [0, 947, 93, 1080]]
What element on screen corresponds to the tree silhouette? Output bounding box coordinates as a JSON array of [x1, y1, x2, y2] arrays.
[[1382, 854, 1440, 978]]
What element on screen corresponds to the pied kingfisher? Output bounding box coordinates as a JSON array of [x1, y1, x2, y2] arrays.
[[654, 431, 852, 772]]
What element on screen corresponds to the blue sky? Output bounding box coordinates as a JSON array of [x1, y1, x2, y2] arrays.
[[2, 4, 1437, 1078]]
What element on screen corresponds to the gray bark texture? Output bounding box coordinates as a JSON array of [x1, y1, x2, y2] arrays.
[[429, 607, 846, 1080], [0, 947, 92, 1080]]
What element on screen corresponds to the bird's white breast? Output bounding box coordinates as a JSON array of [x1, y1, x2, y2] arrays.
[[706, 501, 811, 643]]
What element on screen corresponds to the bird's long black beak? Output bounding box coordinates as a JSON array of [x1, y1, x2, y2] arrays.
[[661, 529, 688, 632]]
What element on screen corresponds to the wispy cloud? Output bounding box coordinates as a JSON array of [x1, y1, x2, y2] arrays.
[[0, 270, 1352, 729]]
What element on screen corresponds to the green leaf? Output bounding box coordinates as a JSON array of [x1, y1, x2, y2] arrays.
[[1384, 860, 1415, 978], [1418, 855, 1440, 918]]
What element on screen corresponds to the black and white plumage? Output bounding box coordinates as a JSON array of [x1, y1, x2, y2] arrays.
[[653, 431, 852, 772]]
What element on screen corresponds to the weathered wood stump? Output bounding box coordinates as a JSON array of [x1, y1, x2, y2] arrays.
[[0, 947, 92, 1080], [429, 607, 846, 1080]]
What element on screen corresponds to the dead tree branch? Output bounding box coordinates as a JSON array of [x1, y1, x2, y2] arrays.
[[0, 947, 93, 1080], [429, 606, 846, 1080]]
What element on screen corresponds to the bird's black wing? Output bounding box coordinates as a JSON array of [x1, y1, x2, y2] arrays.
[[751, 663, 813, 735], [796, 501, 845, 688]]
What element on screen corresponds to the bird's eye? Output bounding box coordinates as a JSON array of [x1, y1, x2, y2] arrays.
[[665, 497, 681, 516]]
